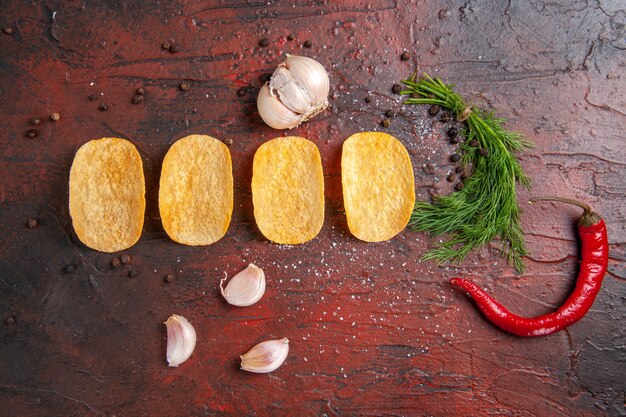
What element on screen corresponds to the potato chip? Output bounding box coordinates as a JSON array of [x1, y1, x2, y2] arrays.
[[341, 132, 415, 242], [252, 136, 324, 244], [159, 135, 233, 246], [69, 137, 145, 252]]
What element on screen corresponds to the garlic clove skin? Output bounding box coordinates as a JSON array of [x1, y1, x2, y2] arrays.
[[164, 314, 197, 367], [299, 100, 329, 124], [240, 337, 289, 373], [270, 66, 312, 114], [285, 54, 330, 106], [257, 84, 302, 129], [220, 263, 266, 307]]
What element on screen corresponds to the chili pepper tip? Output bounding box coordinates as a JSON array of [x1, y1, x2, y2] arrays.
[[450, 278, 467, 288]]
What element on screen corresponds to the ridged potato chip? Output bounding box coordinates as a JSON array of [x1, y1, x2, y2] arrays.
[[252, 136, 324, 244], [69, 137, 145, 252], [159, 135, 233, 246], [342, 132, 415, 242]]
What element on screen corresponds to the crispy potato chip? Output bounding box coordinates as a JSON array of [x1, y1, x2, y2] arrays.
[[252, 136, 324, 244], [159, 135, 233, 246], [69, 137, 145, 252], [342, 132, 415, 242]]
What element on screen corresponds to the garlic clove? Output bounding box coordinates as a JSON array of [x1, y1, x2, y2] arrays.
[[240, 337, 289, 373], [270, 66, 312, 114], [257, 84, 302, 129], [164, 314, 197, 367], [285, 54, 330, 107], [220, 263, 266, 307]]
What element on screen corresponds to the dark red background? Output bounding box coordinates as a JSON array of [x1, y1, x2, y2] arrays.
[[1, 1, 624, 416]]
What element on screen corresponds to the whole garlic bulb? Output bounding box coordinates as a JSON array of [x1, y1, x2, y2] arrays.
[[257, 54, 330, 129]]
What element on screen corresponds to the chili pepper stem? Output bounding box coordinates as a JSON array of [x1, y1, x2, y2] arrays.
[[529, 196, 591, 215], [529, 196, 601, 227]]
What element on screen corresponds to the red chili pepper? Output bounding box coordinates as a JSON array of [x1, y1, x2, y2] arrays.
[[451, 197, 608, 337]]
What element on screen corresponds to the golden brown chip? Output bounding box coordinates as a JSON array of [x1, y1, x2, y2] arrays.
[[69, 137, 145, 252], [159, 135, 233, 246], [342, 132, 415, 242], [252, 136, 324, 244]]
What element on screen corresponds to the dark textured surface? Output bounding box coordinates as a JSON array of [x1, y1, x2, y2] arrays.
[[1, 1, 625, 416]]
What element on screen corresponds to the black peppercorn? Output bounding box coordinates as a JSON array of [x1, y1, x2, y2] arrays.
[[29, 117, 41, 126], [27, 218, 38, 228], [449, 136, 459, 144], [381, 118, 391, 128], [447, 127, 458, 138], [111, 258, 122, 268], [480, 148, 489, 157], [50, 112, 60, 122], [165, 273, 175, 283], [237, 87, 248, 97], [455, 182, 465, 191], [162, 42, 171, 50], [64, 264, 77, 274], [136, 88, 145, 95], [99, 103, 108, 111], [120, 254, 131, 264], [455, 165, 464, 173], [440, 113, 451, 123], [5, 316, 16, 325], [385, 109, 395, 118], [128, 269, 139, 278], [364, 96, 372, 103], [303, 40, 312, 48], [287, 34, 295, 41], [259, 38, 269, 47], [423, 163, 436, 175], [26, 129, 38, 138], [450, 153, 460, 162], [179, 82, 191, 91], [428, 105, 440, 116], [131, 95, 143, 104], [169, 44, 180, 53], [88, 94, 98, 101], [392, 84, 403, 94], [400, 51, 411, 61], [469, 140, 479, 147], [447, 173, 457, 182]]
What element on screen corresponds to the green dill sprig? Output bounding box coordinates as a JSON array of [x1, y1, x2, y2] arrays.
[[401, 74, 533, 272]]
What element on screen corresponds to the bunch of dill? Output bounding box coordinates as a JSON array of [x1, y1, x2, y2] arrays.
[[402, 74, 533, 272]]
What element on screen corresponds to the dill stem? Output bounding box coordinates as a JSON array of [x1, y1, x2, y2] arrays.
[[405, 98, 448, 106]]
